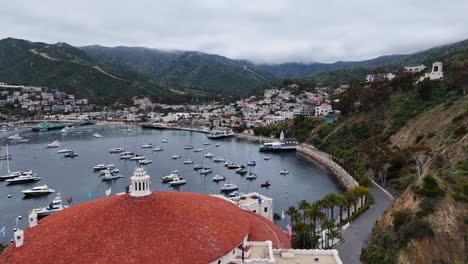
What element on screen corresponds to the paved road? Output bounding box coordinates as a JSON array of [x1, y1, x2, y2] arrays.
[[336, 181, 394, 264]]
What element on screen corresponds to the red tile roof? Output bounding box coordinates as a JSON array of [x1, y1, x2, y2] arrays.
[[1, 192, 290, 264]]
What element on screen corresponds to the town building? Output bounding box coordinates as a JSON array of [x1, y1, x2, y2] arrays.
[[404, 65, 426, 72]]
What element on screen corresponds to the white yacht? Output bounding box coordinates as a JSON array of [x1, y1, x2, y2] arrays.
[[6, 173, 41, 185], [110, 148, 125, 153], [153, 146, 164, 152], [199, 168, 212, 175], [46, 140, 61, 148], [171, 154, 181, 159], [193, 148, 203, 152], [246, 173, 257, 180], [64, 151, 78, 158], [203, 142, 211, 146], [130, 155, 146, 161], [183, 159, 193, 164], [161, 170, 180, 182], [193, 164, 203, 170], [162, 139, 168, 143], [92, 133, 104, 138], [93, 164, 107, 171], [142, 143, 153, 149], [221, 183, 239, 191], [184, 145, 193, 150], [139, 159, 153, 165], [264, 156, 272, 160], [213, 157, 225, 162], [169, 177, 186, 186], [280, 170, 290, 175], [22, 185, 55, 197], [212, 175, 226, 182], [57, 148, 73, 153], [99, 168, 120, 175], [34, 193, 69, 218], [120, 153, 135, 159], [101, 171, 124, 181], [204, 152, 215, 158], [7, 134, 23, 140]]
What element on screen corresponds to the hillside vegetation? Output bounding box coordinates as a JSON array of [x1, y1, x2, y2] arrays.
[[255, 51, 468, 263]]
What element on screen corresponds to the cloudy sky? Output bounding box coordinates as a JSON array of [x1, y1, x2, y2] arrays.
[[1, 0, 468, 64]]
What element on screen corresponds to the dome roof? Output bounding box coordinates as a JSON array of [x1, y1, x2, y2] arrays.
[[1, 192, 289, 264]]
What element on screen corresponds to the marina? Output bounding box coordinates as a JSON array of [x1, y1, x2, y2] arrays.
[[0, 125, 342, 230]]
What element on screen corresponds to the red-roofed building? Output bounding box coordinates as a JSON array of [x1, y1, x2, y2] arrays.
[[1, 167, 342, 264]]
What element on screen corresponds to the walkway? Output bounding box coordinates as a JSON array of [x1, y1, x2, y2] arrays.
[[335, 181, 394, 264]]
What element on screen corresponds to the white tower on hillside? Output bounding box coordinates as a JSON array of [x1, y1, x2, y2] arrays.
[[280, 130, 285, 141], [130, 167, 151, 197]]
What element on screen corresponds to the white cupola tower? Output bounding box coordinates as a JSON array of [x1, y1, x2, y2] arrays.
[[130, 167, 151, 197], [14, 228, 24, 247], [280, 130, 285, 141], [29, 210, 38, 228]]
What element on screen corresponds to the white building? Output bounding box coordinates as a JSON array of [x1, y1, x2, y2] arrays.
[[419, 62, 444, 81], [315, 103, 333, 116], [366, 73, 396, 83], [404, 65, 426, 72]]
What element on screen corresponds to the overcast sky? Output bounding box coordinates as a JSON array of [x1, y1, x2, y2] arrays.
[[1, 0, 468, 64]]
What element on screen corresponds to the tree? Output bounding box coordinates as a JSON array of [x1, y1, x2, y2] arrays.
[[417, 78, 433, 101], [306, 202, 326, 249], [322, 219, 336, 248], [446, 63, 468, 95], [323, 193, 340, 221], [335, 194, 347, 223], [402, 144, 432, 180], [273, 213, 281, 224]]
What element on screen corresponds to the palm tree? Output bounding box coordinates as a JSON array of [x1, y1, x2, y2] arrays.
[[335, 194, 346, 223], [323, 193, 340, 221], [322, 219, 336, 249], [298, 200, 310, 224], [286, 206, 299, 226], [273, 213, 281, 224], [344, 190, 355, 219], [306, 202, 325, 248]]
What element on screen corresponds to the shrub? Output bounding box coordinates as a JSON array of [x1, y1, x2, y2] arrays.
[[392, 209, 412, 231], [401, 219, 434, 241], [416, 198, 435, 217], [415, 176, 445, 198]]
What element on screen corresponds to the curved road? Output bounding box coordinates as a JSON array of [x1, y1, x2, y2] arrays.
[[336, 181, 394, 263]]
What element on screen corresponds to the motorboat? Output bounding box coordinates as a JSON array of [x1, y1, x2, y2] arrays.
[[227, 164, 241, 170], [0, 127, 7, 132], [204, 152, 215, 158], [184, 145, 193, 150], [6, 173, 41, 185], [59, 127, 69, 133], [247, 161, 256, 166], [130, 155, 146, 161], [224, 161, 233, 167], [162, 139, 168, 143], [199, 168, 212, 175], [8, 134, 23, 140], [64, 151, 79, 158], [184, 159, 194, 164], [93, 164, 107, 171], [99, 168, 120, 175], [46, 140, 61, 148], [142, 143, 153, 148], [193, 148, 203, 152], [162, 171, 180, 182], [139, 159, 153, 165], [213, 157, 225, 163], [169, 177, 186, 186], [0, 154, 11, 160], [280, 170, 290, 175], [246, 173, 257, 180], [212, 175, 226, 182], [120, 153, 135, 159], [33, 193, 69, 218], [22, 185, 55, 197], [110, 148, 125, 153], [203, 142, 211, 145], [220, 183, 238, 191], [101, 171, 124, 181], [261, 181, 271, 187], [264, 156, 272, 160], [236, 166, 248, 175], [57, 148, 73, 153], [229, 191, 244, 197], [92, 133, 104, 138], [0, 170, 34, 181], [171, 154, 181, 159], [193, 164, 203, 170], [215, 143, 221, 147], [153, 147, 164, 152]]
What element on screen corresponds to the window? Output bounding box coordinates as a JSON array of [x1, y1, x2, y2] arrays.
[[314, 257, 319, 262], [253, 210, 256, 213], [264, 207, 268, 213], [217, 260, 221, 264]]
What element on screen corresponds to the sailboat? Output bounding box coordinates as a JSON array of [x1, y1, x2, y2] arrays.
[[0, 145, 33, 181]]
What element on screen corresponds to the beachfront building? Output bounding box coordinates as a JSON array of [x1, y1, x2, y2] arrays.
[[2, 167, 342, 264]]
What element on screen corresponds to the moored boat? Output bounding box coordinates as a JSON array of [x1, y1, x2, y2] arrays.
[[220, 183, 238, 191], [22, 185, 55, 197]]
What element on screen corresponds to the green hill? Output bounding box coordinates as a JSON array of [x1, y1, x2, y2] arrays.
[[0, 38, 177, 105]]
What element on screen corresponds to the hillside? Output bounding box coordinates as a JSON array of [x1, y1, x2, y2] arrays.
[[81, 46, 275, 95], [256, 38, 468, 81], [254, 51, 468, 263], [0, 38, 180, 105]]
